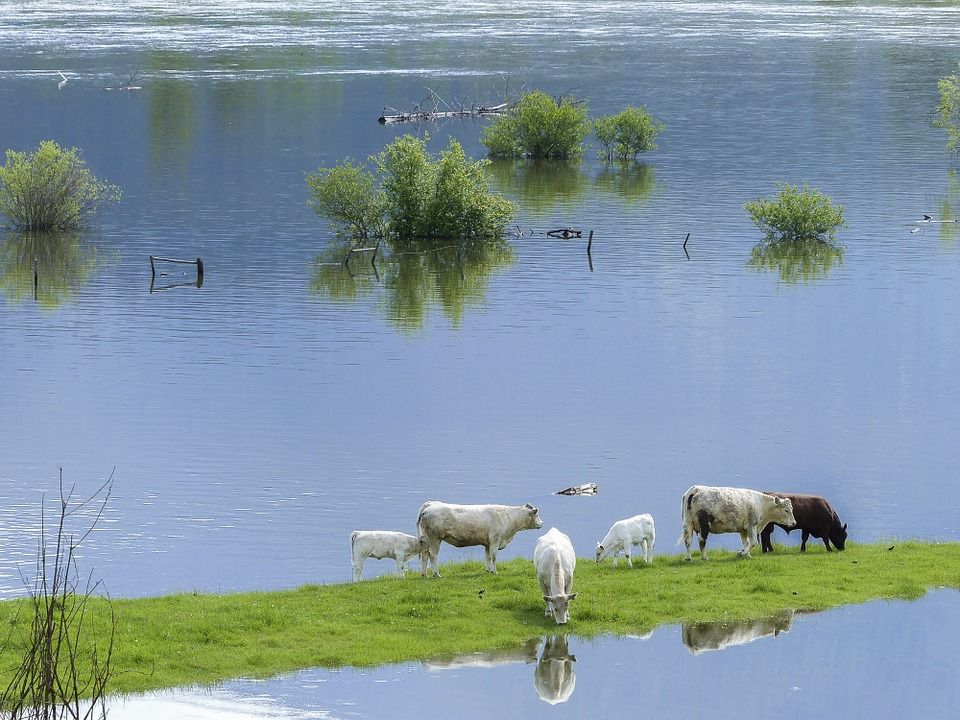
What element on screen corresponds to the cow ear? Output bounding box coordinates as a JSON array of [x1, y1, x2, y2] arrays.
[[775, 497, 784, 506], [842, 523, 848, 531], [524, 503, 534, 510], [543, 595, 551, 603], [569, 592, 578, 601], [528, 505, 538, 513]]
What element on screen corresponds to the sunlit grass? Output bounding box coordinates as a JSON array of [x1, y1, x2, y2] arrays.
[[0, 541, 957, 696]]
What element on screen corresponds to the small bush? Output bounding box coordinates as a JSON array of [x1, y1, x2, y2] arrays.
[[308, 135, 516, 241], [0, 141, 120, 231], [934, 67, 960, 154], [594, 106, 664, 160], [481, 91, 591, 159], [306, 161, 386, 240], [744, 183, 845, 243]]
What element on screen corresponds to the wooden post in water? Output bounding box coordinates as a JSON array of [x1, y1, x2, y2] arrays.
[[683, 232, 690, 260], [33, 257, 38, 301], [587, 230, 593, 254], [196, 257, 204, 287]]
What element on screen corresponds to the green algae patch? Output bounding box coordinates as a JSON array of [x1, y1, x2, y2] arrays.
[[1, 541, 958, 695]]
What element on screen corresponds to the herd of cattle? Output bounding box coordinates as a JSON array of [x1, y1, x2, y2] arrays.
[[349, 485, 848, 625]]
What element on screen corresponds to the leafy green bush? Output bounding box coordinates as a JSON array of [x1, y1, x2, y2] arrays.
[[308, 135, 516, 241], [744, 183, 845, 242], [594, 106, 664, 160], [306, 161, 386, 240], [481, 91, 591, 159], [0, 141, 120, 231], [935, 67, 960, 154]]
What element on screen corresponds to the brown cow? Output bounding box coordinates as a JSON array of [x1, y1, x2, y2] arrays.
[[759, 492, 847, 552]]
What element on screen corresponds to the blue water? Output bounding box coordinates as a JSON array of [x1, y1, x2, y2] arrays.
[[0, 0, 958, 597]]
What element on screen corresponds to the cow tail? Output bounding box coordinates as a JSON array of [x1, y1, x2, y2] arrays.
[[350, 530, 357, 560], [678, 487, 693, 545]]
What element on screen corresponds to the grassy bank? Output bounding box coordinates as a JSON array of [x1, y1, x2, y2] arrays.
[[1, 541, 958, 695]]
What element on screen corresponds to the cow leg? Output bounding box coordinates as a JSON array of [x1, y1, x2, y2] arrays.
[[698, 530, 708, 560], [801, 530, 810, 552], [544, 598, 554, 618], [422, 541, 441, 577], [760, 523, 774, 553], [682, 523, 694, 561], [394, 556, 406, 577], [485, 545, 499, 574], [823, 535, 833, 552], [738, 530, 753, 558], [625, 546, 633, 568], [353, 558, 364, 582], [611, 551, 618, 567]]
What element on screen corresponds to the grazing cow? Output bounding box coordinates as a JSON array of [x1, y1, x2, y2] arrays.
[[350, 530, 424, 582], [681, 610, 795, 655], [759, 492, 848, 552], [534, 527, 578, 625], [534, 635, 577, 705], [680, 485, 795, 560], [417, 501, 543, 577], [595, 513, 656, 567]]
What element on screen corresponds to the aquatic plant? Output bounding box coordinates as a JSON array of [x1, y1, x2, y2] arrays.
[[0, 141, 120, 231], [0, 471, 115, 719], [593, 106, 664, 160], [481, 91, 591, 159], [744, 183, 845, 243], [307, 135, 515, 241], [934, 66, 960, 154]]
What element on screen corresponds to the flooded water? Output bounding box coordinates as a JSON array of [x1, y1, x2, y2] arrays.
[[2, 1, 960, 711], [103, 591, 959, 718]]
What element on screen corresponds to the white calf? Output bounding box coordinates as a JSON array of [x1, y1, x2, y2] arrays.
[[595, 513, 656, 567], [350, 530, 423, 581]]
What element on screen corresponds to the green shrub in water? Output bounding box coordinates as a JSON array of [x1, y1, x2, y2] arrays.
[[744, 183, 845, 243], [481, 91, 591, 159], [593, 106, 664, 160], [0, 141, 120, 231], [935, 66, 960, 154], [308, 135, 515, 241]]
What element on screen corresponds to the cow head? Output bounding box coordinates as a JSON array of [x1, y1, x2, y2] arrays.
[[544, 592, 578, 625], [594, 543, 604, 563], [772, 497, 796, 527], [524, 503, 545, 530], [831, 521, 848, 551]]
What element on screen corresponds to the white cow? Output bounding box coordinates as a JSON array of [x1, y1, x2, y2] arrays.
[[350, 530, 424, 581], [417, 501, 543, 577], [595, 513, 656, 567], [534, 527, 578, 625], [680, 485, 796, 560]]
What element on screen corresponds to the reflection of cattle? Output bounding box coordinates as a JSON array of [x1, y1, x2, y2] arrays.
[[534, 635, 576, 705], [417, 501, 543, 576], [423, 638, 540, 671], [534, 528, 577, 625], [759, 492, 848, 553], [681, 610, 795, 655], [595, 513, 656, 567], [680, 485, 795, 560], [350, 531, 425, 581]]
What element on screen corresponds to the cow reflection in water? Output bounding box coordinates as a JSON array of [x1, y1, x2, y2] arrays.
[[681, 610, 794, 654], [421, 637, 540, 670], [534, 635, 576, 705]]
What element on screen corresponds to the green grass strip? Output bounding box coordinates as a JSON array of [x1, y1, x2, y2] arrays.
[[1, 541, 958, 696]]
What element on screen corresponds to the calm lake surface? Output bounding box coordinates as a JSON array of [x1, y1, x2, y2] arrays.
[[1, 0, 959, 714]]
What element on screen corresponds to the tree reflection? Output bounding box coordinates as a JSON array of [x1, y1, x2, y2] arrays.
[[938, 169, 960, 244], [310, 238, 514, 332], [487, 159, 588, 218], [748, 237, 844, 284], [594, 162, 656, 204], [0, 231, 100, 309]]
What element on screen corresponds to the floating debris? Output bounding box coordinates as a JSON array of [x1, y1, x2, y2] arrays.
[[555, 483, 598, 496]]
